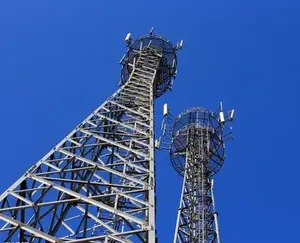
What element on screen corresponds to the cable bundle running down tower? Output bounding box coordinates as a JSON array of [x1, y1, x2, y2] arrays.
[[158, 104, 234, 243], [0, 30, 182, 243]]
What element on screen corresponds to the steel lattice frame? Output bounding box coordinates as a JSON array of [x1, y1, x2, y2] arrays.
[[170, 108, 227, 243], [0, 32, 179, 243]]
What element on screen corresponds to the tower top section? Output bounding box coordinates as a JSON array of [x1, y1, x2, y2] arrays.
[[159, 104, 234, 176], [173, 107, 222, 137], [171, 107, 226, 176], [120, 29, 182, 98]]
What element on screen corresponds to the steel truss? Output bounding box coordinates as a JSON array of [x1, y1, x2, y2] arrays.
[[174, 128, 219, 243], [160, 107, 233, 243], [0, 32, 179, 243]]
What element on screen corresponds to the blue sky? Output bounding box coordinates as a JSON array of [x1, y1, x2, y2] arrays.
[[0, 1, 299, 242]]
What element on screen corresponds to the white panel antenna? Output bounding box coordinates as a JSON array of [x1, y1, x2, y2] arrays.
[[229, 109, 235, 121], [177, 40, 183, 50], [219, 112, 225, 124], [163, 103, 169, 117], [124, 33, 131, 44], [155, 138, 161, 149]]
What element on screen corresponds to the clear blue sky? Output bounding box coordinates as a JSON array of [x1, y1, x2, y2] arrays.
[[0, 1, 299, 242]]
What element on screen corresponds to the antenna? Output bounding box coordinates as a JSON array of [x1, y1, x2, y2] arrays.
[[220, 101, 223, 111], [228, 109, 235, 121], [124, 32, 132, 45], [155, 138, 161, 148], [219, 111, 225, 124], [159, 105, 234, 243], [119, 54, 125, 64], [149, 27, 154, 35], [163, 103, 169, 117], [177, 40, 184, 50]]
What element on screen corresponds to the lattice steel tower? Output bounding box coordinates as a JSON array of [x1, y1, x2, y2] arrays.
[[0, 30, 181, 243], [160, 105, 234, 243]]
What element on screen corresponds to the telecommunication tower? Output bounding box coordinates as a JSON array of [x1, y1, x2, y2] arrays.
[[159, 104, 234, 243], [0, 30, 182, 242]]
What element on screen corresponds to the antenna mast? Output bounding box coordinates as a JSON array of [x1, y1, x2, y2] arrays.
[[160, 105, 234, 243], [0, 30, 181, 243]]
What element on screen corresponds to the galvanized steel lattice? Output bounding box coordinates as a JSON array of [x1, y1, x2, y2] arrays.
[[0, 32, 179, 243]]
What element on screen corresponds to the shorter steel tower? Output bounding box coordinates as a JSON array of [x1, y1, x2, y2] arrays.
[[159, 105, 234, 243]]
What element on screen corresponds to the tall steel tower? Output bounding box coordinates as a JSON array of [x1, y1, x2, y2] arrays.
[[160, 105, 234, 243], [0, 30, 181, 243]]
